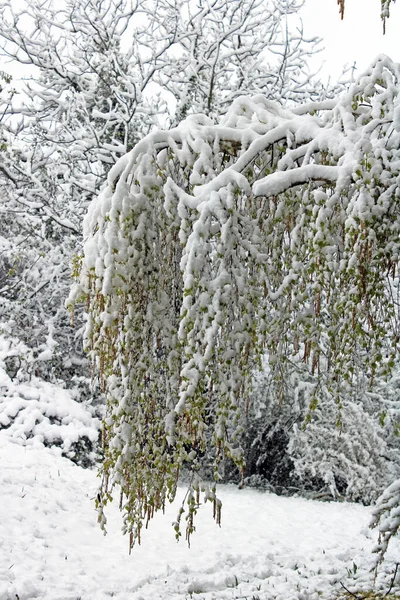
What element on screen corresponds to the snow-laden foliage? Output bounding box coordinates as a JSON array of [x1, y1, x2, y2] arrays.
[[0, 332, 101, 465], [70, 54, 400, 547], [0, 0, 327, 472]]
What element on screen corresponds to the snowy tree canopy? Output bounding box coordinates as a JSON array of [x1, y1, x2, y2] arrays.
[[69, 54, 400, 548]]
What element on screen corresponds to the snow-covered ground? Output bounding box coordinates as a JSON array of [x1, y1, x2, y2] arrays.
[[0, 432, 399, 600]]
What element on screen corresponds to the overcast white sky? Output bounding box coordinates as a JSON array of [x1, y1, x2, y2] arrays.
[[300, 0, 400, 82]]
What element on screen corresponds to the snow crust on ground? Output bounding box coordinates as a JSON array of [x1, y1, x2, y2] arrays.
[[0, 433, 399, 600]]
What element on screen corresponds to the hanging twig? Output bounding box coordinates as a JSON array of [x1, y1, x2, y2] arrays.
[[340, 582, 365, 599], [383, 562, 399, 598]]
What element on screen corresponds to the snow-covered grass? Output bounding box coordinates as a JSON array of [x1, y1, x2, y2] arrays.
[[0, 433, 399, 600]]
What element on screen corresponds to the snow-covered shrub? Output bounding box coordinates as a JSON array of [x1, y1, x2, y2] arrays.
[[0, 332, 101, 466], [370, 371, 400, 472], [226, 361, 397, 504], [289, 399, 389, 504]]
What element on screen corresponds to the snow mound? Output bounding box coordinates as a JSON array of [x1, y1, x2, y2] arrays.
[[0, 335, 100, 461]]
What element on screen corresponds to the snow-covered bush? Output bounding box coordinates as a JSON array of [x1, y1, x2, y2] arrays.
[[0, 332, 101, 465], [370, 371, 400, 470], [69, 55, 400, 546], [221, 360, 399, 505], [289, 398, 389, 504]]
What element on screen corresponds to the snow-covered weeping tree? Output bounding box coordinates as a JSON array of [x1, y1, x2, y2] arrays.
[[69, 55, 400, 549]]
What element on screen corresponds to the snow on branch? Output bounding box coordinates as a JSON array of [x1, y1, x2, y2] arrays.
[[70, 54, 400, 548], [371, 479, 400, 568]]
